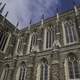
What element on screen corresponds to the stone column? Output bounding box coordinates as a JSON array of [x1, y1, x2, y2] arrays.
[[64, 59, 69, 80], [48, 65, 50, 80], [36, 64, 41, 80], [0, 69, 5, 80], [16, 67, 20, 80], [74, 5, 78, 16], [43, 28, 47, 50], [27, 34, 32, 54], [62, 22, 66, 45]]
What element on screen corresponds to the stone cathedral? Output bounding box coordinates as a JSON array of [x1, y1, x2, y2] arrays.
[[0, 3, 80, 80]]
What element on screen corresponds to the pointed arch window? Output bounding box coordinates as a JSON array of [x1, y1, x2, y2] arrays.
[[16, 63, 27, 80], [30, 32, 38, 52], [19, 63, 27, 80], [65, 54, 80, 80], [62, 20, 78, 45], [68, 55, 80, 79], [0, 64, 9, 80], [0, 31, 9, 51], [36, 58, 50, 80], [46, 27, 55, 49]]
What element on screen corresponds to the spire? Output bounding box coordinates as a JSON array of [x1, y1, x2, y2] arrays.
[[72, 0, 78, 16], [4, 11, 8, 18], [2, 11, 8, 22], [28, 19, 32, 30], [16, 21, 19, 28], [41, 14, 44, 25], [30, 19, 32, 25], [74, 4, 78, 16], [15, 21, 19, 32], [56, 8, 59, 22], [0, 3, 6, 14]]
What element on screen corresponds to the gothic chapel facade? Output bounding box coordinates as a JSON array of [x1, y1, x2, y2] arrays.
[[0, 3, 80, 80]]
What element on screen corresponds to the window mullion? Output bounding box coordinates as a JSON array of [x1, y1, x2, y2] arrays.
[[21, 67, 24, 80], [22, 67, 25, 80], [67, 25, 71, 43], [72, 62, 76, 79], [19, 68, 22, 80], [24, 68, 27, 80], [43, 64, 45, 80]]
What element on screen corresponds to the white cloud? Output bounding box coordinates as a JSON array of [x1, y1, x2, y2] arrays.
[[0, 0, 60, 29]]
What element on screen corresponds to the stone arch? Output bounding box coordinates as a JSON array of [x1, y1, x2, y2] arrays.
[[64, 52, 80, 80], [20, 61, 26, 67], [40, 57, 48, 64], [36, 57, 49, 80], [16, 61, 27, 80], [17, 61, 26, 67]]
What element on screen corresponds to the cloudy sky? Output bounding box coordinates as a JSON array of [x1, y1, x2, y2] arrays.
[[0, 0, 80, 29]]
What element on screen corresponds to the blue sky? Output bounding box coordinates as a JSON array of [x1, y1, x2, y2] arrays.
[[0, 0, 80, 29]]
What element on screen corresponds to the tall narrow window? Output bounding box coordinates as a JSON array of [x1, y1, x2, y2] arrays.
[[36, 58, 49, 80], [0, 65, 9, 80], [44, 64, 48, 80], [0, 31, 8, 51], [30, 32, 38, 52], [63, 20, 78, 44], [19, 63, 27, 80], [68, 55, 80, 79], [40, 63, 48, 80], [65, 53, 80, 80], [46, 27, 54, 49]]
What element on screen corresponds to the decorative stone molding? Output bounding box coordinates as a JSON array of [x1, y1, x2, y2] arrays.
[[27, 64, 33, 67], [51, 60, 59, 64]]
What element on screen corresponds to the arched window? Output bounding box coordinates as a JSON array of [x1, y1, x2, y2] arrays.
[[30, 32, 38, 52], [65, 53, 80, 80], [62, 20, 78, 45], [36, 58, 50, 80], [41, 63, 48, 80], [16, 62, 27, 80], [0, 31, 9, 51], [68, 54, 80, 79], [0, 64, 9, 80], [46, 27, 55, 49]]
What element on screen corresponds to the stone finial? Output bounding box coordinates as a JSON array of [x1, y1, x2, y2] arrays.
[[0, 3, 6, 14]]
